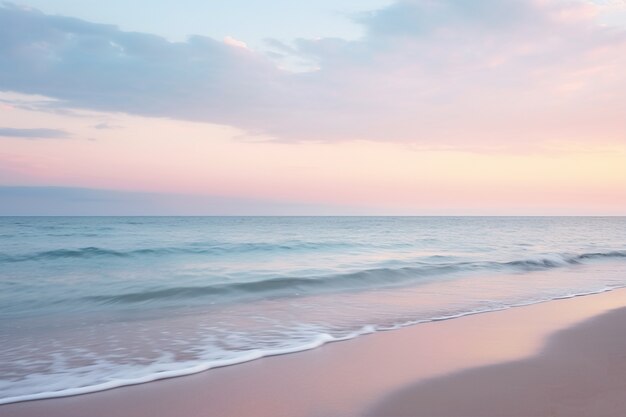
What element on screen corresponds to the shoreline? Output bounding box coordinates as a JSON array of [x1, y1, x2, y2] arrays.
[[1, 285, 621, 406], [4, 288, 626, 416], [368, 298, 626, 416]]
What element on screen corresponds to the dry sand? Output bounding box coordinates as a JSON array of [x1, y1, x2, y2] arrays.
[[3, 289, 626, 417]]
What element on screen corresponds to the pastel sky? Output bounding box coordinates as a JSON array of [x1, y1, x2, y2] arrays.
[[1, 0, 625, 215]]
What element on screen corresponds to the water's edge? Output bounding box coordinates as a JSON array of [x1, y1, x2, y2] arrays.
[[2, 285, 622, 406]]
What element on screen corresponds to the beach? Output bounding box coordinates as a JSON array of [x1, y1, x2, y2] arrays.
[[2, 0, 625, 413], [4, 287, 626, 417]]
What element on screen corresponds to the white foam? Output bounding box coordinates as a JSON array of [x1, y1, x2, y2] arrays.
[[1, 285, 624, 406]]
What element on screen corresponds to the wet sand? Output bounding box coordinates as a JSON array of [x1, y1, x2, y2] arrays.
[[4, 288, 626, 417], [368, 300, 626, 416]]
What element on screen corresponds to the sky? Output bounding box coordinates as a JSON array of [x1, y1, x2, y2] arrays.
[[1, 0, 625, 215]]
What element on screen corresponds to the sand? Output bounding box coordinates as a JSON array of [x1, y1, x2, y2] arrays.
[[3, 288, 626, 417], [368, 300, 626, 416]]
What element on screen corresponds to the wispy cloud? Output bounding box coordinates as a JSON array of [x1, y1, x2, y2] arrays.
[[93, 122, 120, 130], [0, 1, 625, 148], [0, 186, 365, 215], [0, 127, 70, 139]]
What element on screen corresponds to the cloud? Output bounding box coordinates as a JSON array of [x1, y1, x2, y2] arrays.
[[1, 1, 625, 147], [0, 186, 364, 215], [93, 122, 120, 130], [223, 36, 248, 49], [0, 3, 283, 127], [0, 127, 70, 138], [287, 0, 626, 145], [355, 0, 539, 36]]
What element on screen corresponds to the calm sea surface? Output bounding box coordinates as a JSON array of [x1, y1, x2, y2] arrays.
[[1, 217, 625, 403]]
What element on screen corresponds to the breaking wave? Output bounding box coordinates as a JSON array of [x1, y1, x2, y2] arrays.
[[84, 251, 626, 305]]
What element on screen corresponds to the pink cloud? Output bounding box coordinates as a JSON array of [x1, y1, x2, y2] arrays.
[[0, 1, 625, 150]]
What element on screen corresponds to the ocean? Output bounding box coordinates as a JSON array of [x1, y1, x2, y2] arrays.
[[1, 216, 625, 404]]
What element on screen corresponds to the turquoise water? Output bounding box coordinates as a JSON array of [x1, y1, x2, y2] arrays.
[[1, 217, 625, 403]]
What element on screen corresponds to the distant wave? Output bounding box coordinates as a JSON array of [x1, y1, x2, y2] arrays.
[[84, 251, 626, 305], [3, 242, 625, 265], [0, 242, 359, 262], [0, 247, 130, 262]]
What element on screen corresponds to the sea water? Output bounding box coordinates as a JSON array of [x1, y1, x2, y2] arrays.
[[1, 216, 625, 403]]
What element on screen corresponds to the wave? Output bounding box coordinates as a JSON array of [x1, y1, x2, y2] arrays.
[[85, 250, 626, 305], [0, 242, 359, 263], [1, 285, 622, 406], [3, 242, 624, 265], [0, 247, 131, 262]]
